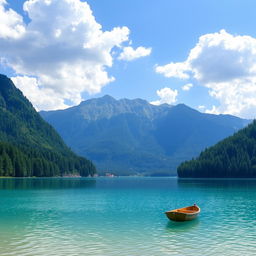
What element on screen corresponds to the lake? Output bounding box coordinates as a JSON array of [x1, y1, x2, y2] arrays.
[[0, 177, 256, 255]]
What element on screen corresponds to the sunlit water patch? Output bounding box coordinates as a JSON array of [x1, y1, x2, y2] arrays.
[[0, 177, 256, 255]]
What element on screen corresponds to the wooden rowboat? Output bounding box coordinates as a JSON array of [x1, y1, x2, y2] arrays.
[[165, 204, 200, 221]]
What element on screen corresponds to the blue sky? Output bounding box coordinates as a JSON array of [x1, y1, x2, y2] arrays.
[[1, 0, 256, 118]]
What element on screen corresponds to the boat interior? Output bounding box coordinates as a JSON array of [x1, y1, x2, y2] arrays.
[[171, 205, 199, 213]]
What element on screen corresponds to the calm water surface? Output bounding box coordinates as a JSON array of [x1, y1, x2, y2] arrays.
[[0, 177, 256, 256]]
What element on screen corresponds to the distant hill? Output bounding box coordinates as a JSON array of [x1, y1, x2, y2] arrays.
[[41, 95, 250, 176], [0, 74, 96, 177], [178, 120, 256, 178]]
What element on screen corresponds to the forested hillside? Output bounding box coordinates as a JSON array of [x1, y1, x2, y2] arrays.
[[0, 74, 96, 177], [178, 120, 256, 178]]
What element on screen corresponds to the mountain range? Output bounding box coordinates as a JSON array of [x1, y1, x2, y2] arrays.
[[41, 95, 250, 176]]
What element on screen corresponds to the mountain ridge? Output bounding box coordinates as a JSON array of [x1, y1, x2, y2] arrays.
[[41, 95, 250, 176], [41, 95, 173, 122]]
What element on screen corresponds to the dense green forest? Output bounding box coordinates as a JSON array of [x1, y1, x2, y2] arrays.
[[0, 74, 96, 177], [178, 120, 256, 178]]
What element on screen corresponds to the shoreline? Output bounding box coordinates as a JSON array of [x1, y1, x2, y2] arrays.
[[2, 176, 256, 180]]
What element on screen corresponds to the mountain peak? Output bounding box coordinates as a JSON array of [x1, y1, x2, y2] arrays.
[[99, 95, 116, 102], [0, 74, 15, 92], [0, 74, 8, 80]]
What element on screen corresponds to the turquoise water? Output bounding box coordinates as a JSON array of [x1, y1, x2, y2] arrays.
[[0, 177, 256, 255]]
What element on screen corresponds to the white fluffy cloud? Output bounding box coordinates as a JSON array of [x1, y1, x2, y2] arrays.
[[182, 83, 193, 91], [0, 0, 25, 39], [118, 46, 151, 61], [155, 62, 189, 79], [156, 30, 256, 118], [0, 0, 149, 110], [11, 76, 68, 111], [150, 87, 178, 105]]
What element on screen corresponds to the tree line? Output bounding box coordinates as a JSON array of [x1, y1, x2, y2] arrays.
[[178, 120, 256, 178], [0, 141, 96, 177]]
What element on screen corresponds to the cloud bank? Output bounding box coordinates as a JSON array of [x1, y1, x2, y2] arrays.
[[156, 30, 256, 118], [0, 0, 150, 110]]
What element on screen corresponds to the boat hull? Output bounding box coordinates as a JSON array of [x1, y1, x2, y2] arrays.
[[165, 205, 200, 222]]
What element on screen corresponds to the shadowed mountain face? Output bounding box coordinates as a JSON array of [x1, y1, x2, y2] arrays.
[[41, 95, 250, 176]]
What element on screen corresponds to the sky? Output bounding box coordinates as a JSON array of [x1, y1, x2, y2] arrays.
[[1, 0, 256, 118]]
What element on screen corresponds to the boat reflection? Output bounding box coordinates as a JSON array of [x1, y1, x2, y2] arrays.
[[165, 218, 200, 233]]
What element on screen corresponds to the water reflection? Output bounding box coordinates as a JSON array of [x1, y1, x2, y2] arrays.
[[0, 178, 96, 190], [165, 218, 200, 233], [178, 178, 256, 189]]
